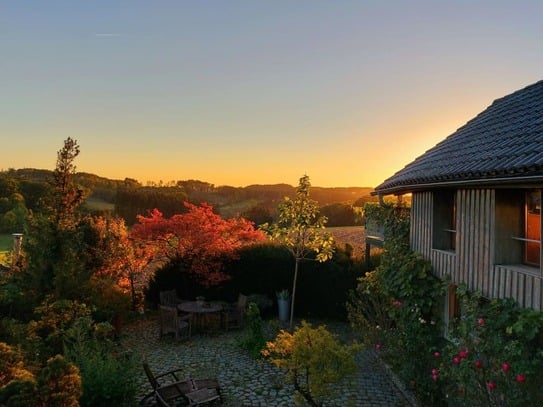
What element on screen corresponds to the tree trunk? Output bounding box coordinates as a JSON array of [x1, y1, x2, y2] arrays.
[[290, 257, 300, 331]]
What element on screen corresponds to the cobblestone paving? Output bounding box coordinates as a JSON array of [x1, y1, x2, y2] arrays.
[[121, 316, 415, 406]]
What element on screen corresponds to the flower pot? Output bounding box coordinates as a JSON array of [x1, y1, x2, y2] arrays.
[[277, 298, 290, 322]]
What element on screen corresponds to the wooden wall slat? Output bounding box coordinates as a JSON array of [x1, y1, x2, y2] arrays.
[[411, 189, 543, 311]]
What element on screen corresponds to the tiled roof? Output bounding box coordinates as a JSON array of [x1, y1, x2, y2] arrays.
[[375, 80, 543, 194]]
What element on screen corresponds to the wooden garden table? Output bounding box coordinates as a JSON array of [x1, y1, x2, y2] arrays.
[[178, 301, 223, 333]]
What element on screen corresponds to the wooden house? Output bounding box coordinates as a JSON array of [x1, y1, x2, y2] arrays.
[[373, 80, 543, 318]]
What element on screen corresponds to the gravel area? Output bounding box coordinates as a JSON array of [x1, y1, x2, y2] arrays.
[[121, 315, 414, 406]]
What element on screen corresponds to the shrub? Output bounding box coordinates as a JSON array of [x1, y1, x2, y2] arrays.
[[0, 343, 83, 407], [263, 321, 361, 406], [71, 345, 138, 407], [238, 303, 267, 358], [435, 286, 543, 406], [349, 202, 446, 405], [26, 297, 94, 362], [38, 355, 82, 407]]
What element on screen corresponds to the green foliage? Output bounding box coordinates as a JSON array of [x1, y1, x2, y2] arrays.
[[364, 201, 410, 250], [115, 186, 188, 225], [27, 298, 95, 362], [0, 341, 33, 387], [319, 203, 361, 226], [0, 342, 39, 406], [351, 201, 543, 405], [436, 287, 543, 406], [0, 378, 39, 407], [240, 204, 273, 227], [261, 175, 335, 263], [0, 234, 12, 251], [261, 175, 335, 329], [276, 289, 290, 300], [46, 137, 85, 230], [239, 303, 267, 358], [67, 341, 138, 407], [346, 270, 393, 347], [38, 354, 82, 407], [363, 201, 443, 316], [263, 321, 361, 407], [20, 140, 91, 305], [349, 201, 446, 404], [0, 343, 82, 407]]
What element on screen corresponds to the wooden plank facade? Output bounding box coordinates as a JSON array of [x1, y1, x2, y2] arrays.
[[410, 189, 543, 311]]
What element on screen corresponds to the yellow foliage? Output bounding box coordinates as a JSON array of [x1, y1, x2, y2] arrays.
[[262, 321, 361, 405]]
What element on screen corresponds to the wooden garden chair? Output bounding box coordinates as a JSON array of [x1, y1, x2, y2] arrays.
[[159, 305, 192, 341], [142, 362, 222, 406], [160, 290, 183, 307], [222, 293, 247, 331]]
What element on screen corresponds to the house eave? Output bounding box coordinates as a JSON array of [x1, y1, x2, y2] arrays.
[[373, 174, 543, 196]]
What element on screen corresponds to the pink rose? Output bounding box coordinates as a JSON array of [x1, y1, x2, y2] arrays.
[[477, 318, 485, 326], [501, 362, 510, 372], [475, 360, 483, 368], [433, 351, 440, 358], [375, 343, 382, 350], [487, 381, 496, 390], [516, 374, 526, 383], [432, 374, 438, 381], [453, 357, 461, 364], [431, 368, 439, 375]]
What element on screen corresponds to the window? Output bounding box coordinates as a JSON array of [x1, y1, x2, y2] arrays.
[[495, 188, 541, 268], [433, 190, 456, 251], [524, 189, 540, 266]]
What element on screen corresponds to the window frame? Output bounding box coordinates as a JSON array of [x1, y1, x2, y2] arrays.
[[432, 190, 457, 251], [495, 188, 542, 270]]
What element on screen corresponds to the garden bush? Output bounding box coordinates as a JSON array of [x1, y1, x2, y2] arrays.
[[238, 303, 268, 358], [147, 242, 369, 320], [263, 320, 361, 406], [434, 286, 543, 406]]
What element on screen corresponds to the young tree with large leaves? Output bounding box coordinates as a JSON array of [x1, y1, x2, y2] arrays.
[[131, 202, 266, 286], [261, 175, 334, 330]]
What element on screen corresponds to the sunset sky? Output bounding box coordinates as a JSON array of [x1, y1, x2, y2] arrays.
[[2, 1, 543, 188]]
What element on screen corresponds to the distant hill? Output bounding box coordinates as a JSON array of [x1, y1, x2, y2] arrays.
[[1, 168, 376, 225]]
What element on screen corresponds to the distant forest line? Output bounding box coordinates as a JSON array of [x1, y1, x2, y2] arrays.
[[0, 168, 378, 232]]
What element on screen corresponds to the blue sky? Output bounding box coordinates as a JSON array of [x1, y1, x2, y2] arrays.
[[2, 1, 543, 187]]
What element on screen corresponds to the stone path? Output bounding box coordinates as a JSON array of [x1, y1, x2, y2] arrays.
[[121, 316, 415, 406]]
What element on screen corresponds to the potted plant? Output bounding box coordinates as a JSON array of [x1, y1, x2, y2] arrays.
[[276, 289, 291, 322]]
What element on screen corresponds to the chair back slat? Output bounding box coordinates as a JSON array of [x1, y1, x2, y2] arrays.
[[143, 362, 159, 390], [159, 290, 178, 307], [237, 294, 248, 310]]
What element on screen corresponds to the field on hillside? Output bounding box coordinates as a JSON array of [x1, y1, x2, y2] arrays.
[[0, 234, 12, 251], [83, 197, 115, 212], [328, 226, 366, 258], [0, 234, 12, 266]]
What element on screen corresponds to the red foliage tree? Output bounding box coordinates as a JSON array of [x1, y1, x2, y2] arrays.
[[84, 215, 155, 310], [131, 202, 266, 285]]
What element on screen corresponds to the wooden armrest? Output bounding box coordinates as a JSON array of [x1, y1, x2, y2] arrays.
[[186, 388, 220, 406], [154, 368, 185, 382]]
